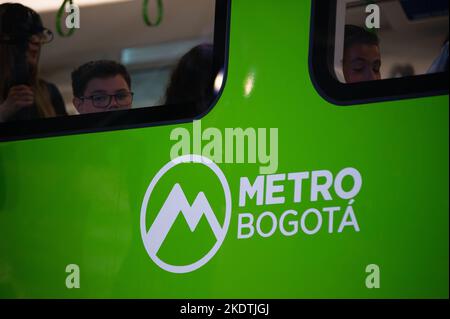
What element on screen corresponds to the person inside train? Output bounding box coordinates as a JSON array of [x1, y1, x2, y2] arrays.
[[342, 25, 382, 83], [165, 43, 215, 113], [71, 60, 134, 114], [0, 3, 67, 122]]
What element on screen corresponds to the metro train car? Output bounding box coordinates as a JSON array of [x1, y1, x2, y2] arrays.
[[0, 0, 448, 300]]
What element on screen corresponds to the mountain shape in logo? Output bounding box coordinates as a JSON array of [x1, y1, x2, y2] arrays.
[[144, 183, 224, 257]]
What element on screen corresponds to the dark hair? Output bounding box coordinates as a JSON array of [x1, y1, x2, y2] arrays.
[[0, 3, 56, 118], [344, 25, 380, 52], [71, 60, 131, 97], [0, 3, 46, 44], [165, 44, 214, 112]]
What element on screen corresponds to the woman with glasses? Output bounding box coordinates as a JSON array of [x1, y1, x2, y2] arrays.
[[0, 3, 67, 122], [71, 60, 134, 114]]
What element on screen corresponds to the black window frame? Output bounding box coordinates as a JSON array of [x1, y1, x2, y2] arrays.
[[309, 0, 449, 106], [0, 0, 231, 142]]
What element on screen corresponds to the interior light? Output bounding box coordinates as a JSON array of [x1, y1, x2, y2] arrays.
[[0, 0, 133, 13]]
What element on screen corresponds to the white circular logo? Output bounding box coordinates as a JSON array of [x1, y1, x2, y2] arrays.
[[140, 155, 232, 273]]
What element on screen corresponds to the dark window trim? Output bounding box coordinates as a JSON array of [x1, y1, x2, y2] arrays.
[[0, 0, 231, 142], [309, 0, 449, 106]]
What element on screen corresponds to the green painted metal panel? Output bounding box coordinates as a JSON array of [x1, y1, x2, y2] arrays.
[[0, 0, 448, 298]]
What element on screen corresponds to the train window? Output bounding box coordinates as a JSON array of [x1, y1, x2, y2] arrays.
[[309, 0, 449, 105], [0, 0, 230, 141]]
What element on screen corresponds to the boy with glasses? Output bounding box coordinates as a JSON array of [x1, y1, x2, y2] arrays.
[[71, 60, 134, 114]]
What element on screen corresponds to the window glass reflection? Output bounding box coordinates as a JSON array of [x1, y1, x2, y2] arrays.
[[0, 0, 217, 122], [334, 0, 449, 83]]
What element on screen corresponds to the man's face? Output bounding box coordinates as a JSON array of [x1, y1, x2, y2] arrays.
[[73, 75, 133, 114], [343, 44, 381, 83]]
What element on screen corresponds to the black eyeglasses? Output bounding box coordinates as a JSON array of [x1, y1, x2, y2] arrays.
[[80, 92, 134, 109], [0, 28, 54, 45], [24, 28, 54, 45]]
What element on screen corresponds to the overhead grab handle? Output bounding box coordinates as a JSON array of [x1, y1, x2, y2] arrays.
[[56, 0, 162, 37], [143, 0, 164, 27], [56, 0, 77, 37]]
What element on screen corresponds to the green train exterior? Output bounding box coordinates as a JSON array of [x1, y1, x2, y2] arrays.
[[0, 0, 448, 298]]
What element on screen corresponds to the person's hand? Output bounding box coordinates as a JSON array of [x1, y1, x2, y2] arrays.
[[0, 85, 34, 121]]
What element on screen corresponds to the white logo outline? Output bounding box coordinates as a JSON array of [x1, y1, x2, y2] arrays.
[[140, 154, 232, 273]]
